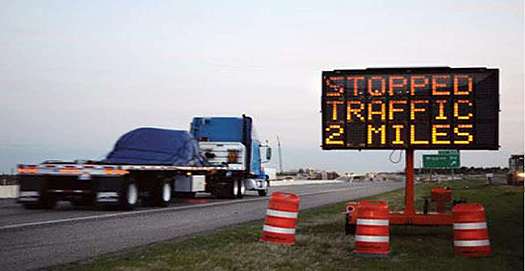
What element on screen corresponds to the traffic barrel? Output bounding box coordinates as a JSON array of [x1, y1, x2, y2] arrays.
[[430, 187, 452, 202], [430, 187, 452, 213], [260, 192, 300, 245], [452, 203, 491, 257], [354, 200, 390, 257]]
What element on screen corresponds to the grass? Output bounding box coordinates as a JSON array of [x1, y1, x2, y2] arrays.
[[54, 179, 524, 271]]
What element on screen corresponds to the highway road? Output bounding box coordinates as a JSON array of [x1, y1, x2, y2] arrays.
[[0, 180, 403, 271]]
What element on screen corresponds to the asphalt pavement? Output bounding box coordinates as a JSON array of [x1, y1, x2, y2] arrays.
[[0, 180, 403, 271]]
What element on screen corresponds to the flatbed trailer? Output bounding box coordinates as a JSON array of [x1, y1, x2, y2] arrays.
[[17, 161, 264, 210]]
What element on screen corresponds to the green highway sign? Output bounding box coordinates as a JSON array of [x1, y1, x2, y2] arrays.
[[438, 150, 459, 155], [423, 154, 460, 169]]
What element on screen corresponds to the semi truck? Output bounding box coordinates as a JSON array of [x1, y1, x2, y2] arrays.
[[17, 115, 271, 210], [507, 154, 524, 186]]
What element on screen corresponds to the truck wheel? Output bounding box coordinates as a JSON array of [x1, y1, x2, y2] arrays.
[[236, 179, 245, 198], [119, 181, 138, 210], [257, 181, 269, 197], [224, 180, 238, 199]]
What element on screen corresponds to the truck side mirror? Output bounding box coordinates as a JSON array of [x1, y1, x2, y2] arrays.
[[266, 147, 272, 160]]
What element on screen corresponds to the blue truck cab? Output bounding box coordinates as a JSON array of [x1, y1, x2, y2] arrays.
[[190, 115, 271, 196]]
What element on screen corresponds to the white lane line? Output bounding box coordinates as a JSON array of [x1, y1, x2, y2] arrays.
[[0, 184, 402, 231]]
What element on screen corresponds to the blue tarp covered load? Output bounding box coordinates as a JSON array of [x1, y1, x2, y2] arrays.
[[103, 128, 206, 166]]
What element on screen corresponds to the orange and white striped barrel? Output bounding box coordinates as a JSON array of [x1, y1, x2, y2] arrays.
[[260, 192, 300, 245], [354, 200, 390, 257], [453, 203, 491, 257]]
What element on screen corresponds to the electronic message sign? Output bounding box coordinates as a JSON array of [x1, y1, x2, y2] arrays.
[[322, 67, 499, 150]]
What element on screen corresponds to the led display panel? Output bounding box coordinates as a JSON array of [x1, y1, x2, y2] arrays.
[[322, 67, 499, 150]]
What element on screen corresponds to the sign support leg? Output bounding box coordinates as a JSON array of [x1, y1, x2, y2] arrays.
[[405, 149, 415, 216], [389, 149, 453, 225]]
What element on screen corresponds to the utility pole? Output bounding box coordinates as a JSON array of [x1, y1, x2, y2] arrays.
[[277, 135, 283, 173]]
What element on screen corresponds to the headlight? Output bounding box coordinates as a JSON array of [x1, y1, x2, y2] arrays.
[[517, 172, 524, 178]]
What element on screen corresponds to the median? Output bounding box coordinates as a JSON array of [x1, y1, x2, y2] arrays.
[[54, 179, 523, 271]]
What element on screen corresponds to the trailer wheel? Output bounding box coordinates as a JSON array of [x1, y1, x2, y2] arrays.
[[119, 180, 138, 210], [222, 180, 238, 199], [236, 179, 245, 198], [147, 180, 172, 207], [161, 182, 172, 204], [23, 194, 56, 209], [23, 190, 56, 209]]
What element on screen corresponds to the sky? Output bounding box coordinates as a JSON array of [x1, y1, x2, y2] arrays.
[[0, 0, 523, 174]]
